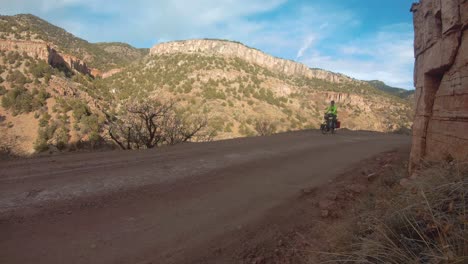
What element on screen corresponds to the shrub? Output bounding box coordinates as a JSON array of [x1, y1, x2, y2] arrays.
[[1, 87, 33, 114], [6, 70, 28, 85], [39, 112, 51, 127], [6, 51, 20, 64], [224, 122, 233, 133], [30, 60, 53, 78], [44, 72, 51, 84], [31, 88, 49, 109], [0, 86, 6, 96], [54, 127, 70, 150], [203, 86, 226, 100], [87, 131, 101, 145], [209, 116, 225, 133], [72, 101, 90, 121], [239, 123, 255, 137], [254, 119, 277, 136], [34, 127, 50, 152], [33, 138, 49, 152], [183, 84, 192, 93], [1, 87, 48, 114], [79, 114, 100, 136]]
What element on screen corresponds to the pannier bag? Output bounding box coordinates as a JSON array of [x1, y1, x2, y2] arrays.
[[335, 120, 341, 128]]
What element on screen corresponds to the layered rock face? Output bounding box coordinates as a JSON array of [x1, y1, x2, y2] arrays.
[[0, 40, 49, 60], [410, 0, 468, 171], [0, 39, 93, 76], [150, 39, 355, 83], [48, 48, 92, 75]]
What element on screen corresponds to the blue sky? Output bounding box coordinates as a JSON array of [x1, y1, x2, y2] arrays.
[[1, 0, 416, 89]]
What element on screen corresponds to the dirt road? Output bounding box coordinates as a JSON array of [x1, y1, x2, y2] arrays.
[[0, 130, 410, 264]]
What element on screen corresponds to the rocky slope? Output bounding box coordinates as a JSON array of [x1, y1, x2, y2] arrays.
[[410, 0, 468, 171], [0, 14, 413, 155]]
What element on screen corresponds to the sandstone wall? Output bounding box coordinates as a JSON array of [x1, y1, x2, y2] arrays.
[[150, 39, 355, 83], [410, 0, 468, 171]]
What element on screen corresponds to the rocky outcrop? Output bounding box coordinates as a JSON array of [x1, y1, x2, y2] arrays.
[[101, 68, 123, 79], [321, 92, 370, 110], [0, 40, 49, 60], [49, 76, 102, 111], [88, 68, 123, 79], [48, 48, 92, 75], [150, 39, 355, 83], [0, 39, 94, 77], [410, 0, 468, 171]]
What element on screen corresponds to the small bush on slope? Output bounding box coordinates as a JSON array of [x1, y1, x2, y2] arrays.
[[1, 87, 49, 115]]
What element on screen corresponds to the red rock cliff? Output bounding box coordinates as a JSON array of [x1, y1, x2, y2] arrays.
[[410, 0, 468, 171]]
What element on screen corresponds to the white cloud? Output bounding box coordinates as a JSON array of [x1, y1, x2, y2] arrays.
[[296, 35, 316, 59], [0, 0, 287, 45], [319, 22, 329, 30], [0, 1, 415, 88], [300, 23, 415, 89]]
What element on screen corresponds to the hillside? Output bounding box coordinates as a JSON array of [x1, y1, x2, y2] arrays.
[[0, 14, 413, 155], [95, 50, 413, 140], [366, 80, 414, 99]]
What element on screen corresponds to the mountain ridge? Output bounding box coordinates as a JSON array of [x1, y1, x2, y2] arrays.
[[3, 13, 399, 90], [151, 39, 358, 84], [366, 80, 414, 99], [0, 13, 414, 155]]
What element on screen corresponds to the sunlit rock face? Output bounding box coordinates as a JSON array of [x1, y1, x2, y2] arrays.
[[150, 39, 355, 84], [410, 0, 468, 171]]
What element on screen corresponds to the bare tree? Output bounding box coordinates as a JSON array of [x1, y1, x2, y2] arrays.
[[106, 99, 208, 150], [163, 114, 208, 145]]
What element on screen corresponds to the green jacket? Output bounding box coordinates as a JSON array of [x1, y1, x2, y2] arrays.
[[326, 105, 337, 115]]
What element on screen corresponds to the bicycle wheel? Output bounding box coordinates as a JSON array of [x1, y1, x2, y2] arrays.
[[320, 124, 328, 134]]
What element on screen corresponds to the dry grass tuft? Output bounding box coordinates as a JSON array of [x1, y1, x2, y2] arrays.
[[321, 162, 467, 264]]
